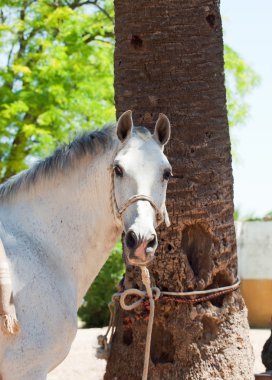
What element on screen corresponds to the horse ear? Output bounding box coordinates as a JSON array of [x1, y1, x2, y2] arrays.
[[153, 113, 171, 146], [116, 110, 133, 142]]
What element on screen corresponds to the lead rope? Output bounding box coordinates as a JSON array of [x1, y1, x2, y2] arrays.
[[97, 266, 158, 380], [97, 271, 240, 379], [138, 266, 157, 380], [119, 267, 160, 380]]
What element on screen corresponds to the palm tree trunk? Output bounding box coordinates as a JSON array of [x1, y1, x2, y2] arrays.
[[105, 1, 254, 379]]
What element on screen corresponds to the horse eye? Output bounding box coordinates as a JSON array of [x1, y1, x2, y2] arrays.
[[114, 165, 123, 178], [163, 169, 172, 181]]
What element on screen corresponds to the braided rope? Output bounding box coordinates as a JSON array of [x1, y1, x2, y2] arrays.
[[139, 267, 155, 380], [118, 195, 164, 226], [109, 166, 123, 227], [114, 276, 240, 306]]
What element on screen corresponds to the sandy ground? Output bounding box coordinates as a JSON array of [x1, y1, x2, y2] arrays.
[[48, 328, 107, 380], [48, 328, 270, 379]]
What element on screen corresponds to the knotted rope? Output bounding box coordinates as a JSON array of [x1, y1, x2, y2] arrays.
[[97, 267, 240, 380], [120, 267, 160, 380], [97, 266, 159, 380]]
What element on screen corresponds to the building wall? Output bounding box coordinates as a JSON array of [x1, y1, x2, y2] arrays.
[[236, 221, 272, 327]]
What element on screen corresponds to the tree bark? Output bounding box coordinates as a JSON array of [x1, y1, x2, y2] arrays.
[[2, 129, 29, 181], [105, 1, 254, 379]]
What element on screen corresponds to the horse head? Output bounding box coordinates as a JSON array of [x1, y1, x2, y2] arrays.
[[113, 110, 172, 266]]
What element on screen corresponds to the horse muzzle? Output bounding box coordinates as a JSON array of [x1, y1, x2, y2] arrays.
[[124, 230, 158, 265]]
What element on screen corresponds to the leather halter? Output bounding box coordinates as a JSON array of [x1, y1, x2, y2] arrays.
[[110, 165, 168, 228]]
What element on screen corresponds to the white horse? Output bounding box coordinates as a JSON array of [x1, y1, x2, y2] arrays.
[[0, 110, 171, 380]]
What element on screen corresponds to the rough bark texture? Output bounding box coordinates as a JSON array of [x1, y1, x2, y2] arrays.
[[105, 1, 254, 379]]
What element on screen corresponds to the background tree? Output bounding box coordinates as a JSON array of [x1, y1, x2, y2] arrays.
[[0, 1, 258, 184], [0, 0, 114, 181], [105, 1, 254, 379], [224, 44, 259, 129]]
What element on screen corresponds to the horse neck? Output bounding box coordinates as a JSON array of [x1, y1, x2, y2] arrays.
[[5, 148, 122, 304]]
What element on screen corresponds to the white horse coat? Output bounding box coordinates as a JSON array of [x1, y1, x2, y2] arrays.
[[0, 111, 171, 380]]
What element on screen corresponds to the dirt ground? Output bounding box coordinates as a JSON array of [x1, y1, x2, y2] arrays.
[[47, 328, 269, 380]]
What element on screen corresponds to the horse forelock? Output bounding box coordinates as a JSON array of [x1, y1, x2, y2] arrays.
[[0, 124, 151, 202]]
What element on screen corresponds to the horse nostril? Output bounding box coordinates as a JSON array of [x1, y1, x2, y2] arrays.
[[125, 230, 138, 250], [147, 235, 157, 250]]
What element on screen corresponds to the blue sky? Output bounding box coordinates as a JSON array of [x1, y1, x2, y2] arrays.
[[221, 0, 272, 217]]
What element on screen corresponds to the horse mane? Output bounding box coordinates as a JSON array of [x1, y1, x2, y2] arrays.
[[0, 124, 151, 202]]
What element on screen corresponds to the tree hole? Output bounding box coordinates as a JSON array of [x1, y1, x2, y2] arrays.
[[207, 271, 232, 307], [167, 243, 173, 252], [123, 327, 133, 346], [206, 14, 216, 28], [151, 323, 175, 364], [210, 294, 224, 308], [181, 224, 213, 277], [130, 35, 143, 49]]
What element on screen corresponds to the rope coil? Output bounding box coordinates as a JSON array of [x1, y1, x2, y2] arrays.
[[97, 268, 240, 380]]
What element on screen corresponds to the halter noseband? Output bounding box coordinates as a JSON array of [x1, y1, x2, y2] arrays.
[[110, 165, 169, 228], [118, 194, 164, 225]]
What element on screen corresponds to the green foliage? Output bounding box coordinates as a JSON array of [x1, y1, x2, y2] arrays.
[[0, 2, 259, 181], [0, 0, 114, 180], [233, 208, 240, 221], [224, 44, 260, 129], [78, 242, 125, 327], [263, 211, 272, 221], [234, 209, 272, 222]]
